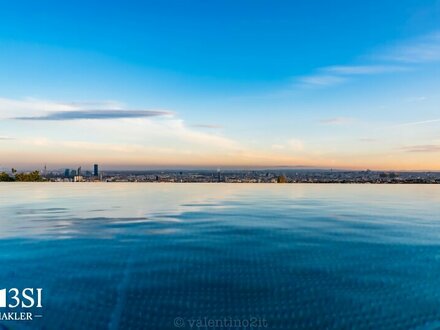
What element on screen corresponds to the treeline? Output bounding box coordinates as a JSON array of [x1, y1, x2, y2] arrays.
[[0, 171, 43, 182]]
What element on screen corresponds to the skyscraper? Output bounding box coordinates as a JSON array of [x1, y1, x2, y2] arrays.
[[94, 164, 99, 177]]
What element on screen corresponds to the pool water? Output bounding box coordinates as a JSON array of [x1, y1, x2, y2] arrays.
[[0, 183, 440, 329]]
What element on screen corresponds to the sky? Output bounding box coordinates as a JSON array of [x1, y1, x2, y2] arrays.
[[0, 0, 439, 171]]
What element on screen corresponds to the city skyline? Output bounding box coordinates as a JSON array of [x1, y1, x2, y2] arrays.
[[1, 1, 440, 170]]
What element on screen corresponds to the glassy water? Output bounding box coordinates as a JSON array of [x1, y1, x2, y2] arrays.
[[0, 183, 440, 330]]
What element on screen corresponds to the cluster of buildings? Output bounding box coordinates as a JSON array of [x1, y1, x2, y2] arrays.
[[50, 164, 102, 182], [38, 167, 440, 183]]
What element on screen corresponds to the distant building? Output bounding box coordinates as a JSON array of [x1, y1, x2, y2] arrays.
[[77, 167, 82, 176], [94, 164, 99, 177], [70, 169, 77, 177], [73, 175, 84, 182], [64, 169, 70, 177]]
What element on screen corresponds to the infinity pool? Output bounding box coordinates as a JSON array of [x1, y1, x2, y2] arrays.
[[0, 183, 439, 329]]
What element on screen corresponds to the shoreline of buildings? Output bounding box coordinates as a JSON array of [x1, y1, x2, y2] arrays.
[[2, 165, 439, 184]]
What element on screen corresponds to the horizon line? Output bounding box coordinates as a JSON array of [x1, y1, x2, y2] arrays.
[[2, 165, 440, 173]]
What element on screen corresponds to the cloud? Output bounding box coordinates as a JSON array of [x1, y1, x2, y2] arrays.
[[319, 117, 353, 125], [0, 136, 14, 140], [0, 97, 128, 120], [0, 97, 261, 167], [1, 97, 173, 121], [166, 119, 238, 150], [358, 138, 377, 142], [0, 98, 123, 110], [324, 65, 410, 75], [287, 139, 304, 151], [404, 96, 427, 103], [1, 96, 240, 150], [271, 140, 304, 152], [271, 144, 285, 150], [190, 124, 223, 129], [393, 118, 440, 128], [298, 64, 411, 88], [401, 144, 440, 153], [14, 109, 172, 121], [298, 74, 347, 87], [380, 31, 440, 63], [295, 30, 440, 89], [55, 100, 124, 108]]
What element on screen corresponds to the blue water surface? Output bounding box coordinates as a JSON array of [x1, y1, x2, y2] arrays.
[[0, 183, 440, 330]]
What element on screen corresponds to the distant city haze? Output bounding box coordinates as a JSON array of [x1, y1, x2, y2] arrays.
[[0, 1, 440, 170]]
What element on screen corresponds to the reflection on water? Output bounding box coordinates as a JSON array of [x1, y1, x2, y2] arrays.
[[1, 183, 440, 329]]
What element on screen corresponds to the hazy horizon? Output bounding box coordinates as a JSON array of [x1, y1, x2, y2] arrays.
[[3, 164, 440, 173]]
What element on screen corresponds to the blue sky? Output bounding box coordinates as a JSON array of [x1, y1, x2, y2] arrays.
[[0, 0, 439, 170]]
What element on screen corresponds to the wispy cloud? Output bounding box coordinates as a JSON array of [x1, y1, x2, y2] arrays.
[[0, 97, 125, 119], [296, 30, 440, 89], [0, 97, 254, 166], [14, 109, 172, 121], [404, 96, 427, 103], [271, 144, 285, 150], [380, 31, 440, 63], [298, 64, 409, 87], [0, 136, 14, 140], [270, 139, 304, 152], [298, 74, 347, 87], [190, 124, 223, 129], [0, 97, 123, 110], [56, 100, 124, 109], [1, 97, 240, 151], [358, 138, 377, 142], [319, 117, 353, 125], [401, 144, 440, 153], [325, 65, 410, 75], [393, 118, 440, 128], [287, 139, 304, 151]]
